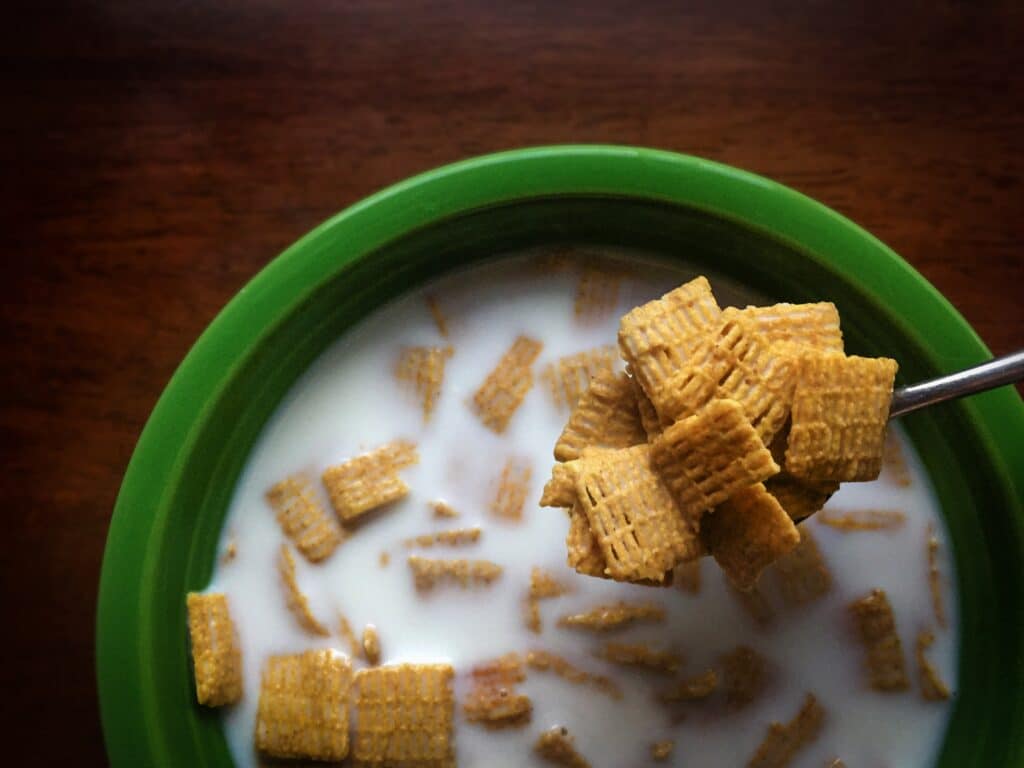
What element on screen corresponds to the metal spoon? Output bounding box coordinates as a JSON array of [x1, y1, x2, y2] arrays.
[[889, 349, 1024, 419]]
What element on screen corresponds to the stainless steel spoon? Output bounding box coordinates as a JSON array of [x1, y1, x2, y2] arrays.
[[889, 349, 1024, 419]]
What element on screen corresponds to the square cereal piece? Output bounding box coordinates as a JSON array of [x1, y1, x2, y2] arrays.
[[574, 444, 700, 583], [785, 353, 899, 482], [535, 726, 592, 768], [554, 370, 647, 462], [186, 592, 242, 706], [651, 399, 779, 526], [736, 302, 843, 352], [472, 335, 543, 433], [395, 345, 453, 422], [747, 693, 826, 768], [773, 527, 832, 606], [764, 473, 839, 522], [628, 369, 666, 440], [617, 277, 722, 404], [702, 483, 801, 591], [720, 645, 769, 710], [542, 346, 618, 409], [463, 653, 532, 728], [266, 474, 344, 562], [255, 649, 352, 761], [353, 663, 455, 767], [491, 458, 532, 521], [322, 440, 419, 522], [651, 339, 719, 423], [565, 503, 608, 577], [849, 589, 909, 691], [575, 262, 625, 322]]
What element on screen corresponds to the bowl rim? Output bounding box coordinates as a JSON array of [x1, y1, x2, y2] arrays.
[[96, 144, 1024, 764]]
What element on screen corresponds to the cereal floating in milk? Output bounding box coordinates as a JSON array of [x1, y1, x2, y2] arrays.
[[928, 522, 948, 628], [362, 624, 382, 665], [525, 649, 622, 700], [658, 668, 718, 704], [186, 592, 242, 706], [277, 544, 330, 637], [651, 740, 676, 762], [849, 588, 910, 692], [395, 344, 453, 422], [404, 527, 482, 548], [556, 600, 666, 632], [524, 566, 571, 633], [266, 473, 344, 562], [535, 725, 592, 768], [720, 645, 770, 710], [916, 629, 952, 701], [574, 262, 626, 323], [773, 527, 833, 607], [463, 653, 532, 728], [472, 335, 543, 433], [430, 499, 460, 519], [747, 692, 826, 768], [491, 458, 532, 521], [322, 439, 418, 522], [425, 295, 449, 338], [595, 641, 683, 673], [541, 345, 617, 409], [817, 507, 906, 532], [407, 556, 503, 591]]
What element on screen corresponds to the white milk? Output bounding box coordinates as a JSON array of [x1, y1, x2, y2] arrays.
[[207, 250, 957, 767]]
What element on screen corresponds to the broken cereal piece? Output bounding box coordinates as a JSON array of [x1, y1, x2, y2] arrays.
[[736, 302, 843, 352], [817, 508, 906, 532], [596, 642, 682, 673], [765, 473, 839, 523], [353, 663, 455, 767], [526, 650, 622, 699], [541, 461, 579, 508], [266, 474, 344, 563], [430, 500, 460, 519], [338, 613, 363, 660], [278, 544, 330, 637], [566, 503, 608, 578], [883, 431, 912, 486], [557, 600, 665, 632], [322, 440, 418, 522], [535, 726, 592, 768], [729, 583, 775, 627], [927, 523, 947, 629], [408, 556, 503, 591], [849, 589, 909, 691], [363, 625, 381, 665], [472, 335, 543, 433], [702, 483, 800, 591], [542, 345, 618, 408], [464, 653, 532, 728], [916, 629, 951, 701], [395, 345, 453, 422], [774, 528, 833, 606], [526, 567, 572, 632], [404, 527, 482, 548], [492, 458, 532, 521], [785, 353, 898, 483], [186, 592, 242, 706], [721, 645, 769, 710], [659, 669, 718, 703], [575, 263, 624, 322], [554, 370, 647, 461], [255, 650, 352, 761], [651, 741, 676, 762], [747, 693, 826, 768], [651, 398, 779, 526], [675, 559, 702, 595], [426, 295, 448, 337]]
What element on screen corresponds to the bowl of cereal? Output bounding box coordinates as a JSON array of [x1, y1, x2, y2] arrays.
[[97, 146, 1024, 767]]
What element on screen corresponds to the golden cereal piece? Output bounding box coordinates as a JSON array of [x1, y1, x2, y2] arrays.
[[747, 693, 826, 768], [764, 473, 839, 522], [849, 589, 909, 691], [535, 726, 592, 768], [186, 592, 242, 706], [541, 461, 579, 508], [575, 264, 624, 322], [404, 527, 482, 548], [630, 370, 666, 440], [542, 345, 618, 408], [736, 302, 843, 352], [916, 629, 951, 701], [408, 556, 503, 591], [883, 431, 913, 486], [526, 650, 622, 699], [278, 544, 330, 637], [618, 277, 722, 406], [575, 444, 701, 583], [472, 335, 543, 433], [525, 567, 572, 633], [817, 508, 906, 532], [595, 642, 682, 673], [322, 440, 419, 522], [395, 345, 453, 422], [492, 458, 532, 521], [363, 625, 381, 666], [566, 503, 608, 578], [338, 613, 363, 660], [426, 295, 448, 337], [266, 474, 344, 563], [651, 741, 676, 762], [774, 528, 833, 606], [554, 370, 647, 462], [651, 399, 779, 526], [658, 669, 718, 703], [557, 600, 666, 632], [255, 650, 352, 761], [928, 523, 947, 629], [430, 500, 460, 519], [675, 559, 702, 595], [721, 645, 769, 710], [353, 663, 455, 767], [703, 483, 801, 591], [785, 353, 898, 483], [729, 583, 775, 627], [463, 653, 532, 728], [652, 341, 719, 423]]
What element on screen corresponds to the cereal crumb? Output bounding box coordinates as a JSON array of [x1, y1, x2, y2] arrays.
[[747, 692, 826, 768], [337, 613, 363, 660], [430, 500, 460, 519], [916, 629, 951, 701], [220, 539, 238, 564], [651, 740, 675, 762], [595, 642, 683, 673], [404, 527, 482, 548], [278, 544, 330, 637], [927, 523, 947, 629], [658, 669, 718, 704], [379, 551, 390, 567], [362, 625, 381, 666], [535, 725, 592, 768], [426, 295, 448, 337]]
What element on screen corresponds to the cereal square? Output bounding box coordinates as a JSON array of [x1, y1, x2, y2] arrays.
[[736, 302, 843, 352], [554, 370, 647, 461], [186, 592, 242, 706], [322, 440, 418, 522], [472, 335, 543, 433], [266, 474, 343, 562], [849, 589, 909, 691]]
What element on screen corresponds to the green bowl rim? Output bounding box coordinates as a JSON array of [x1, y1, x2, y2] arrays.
[[96, 144, 1024, 764]]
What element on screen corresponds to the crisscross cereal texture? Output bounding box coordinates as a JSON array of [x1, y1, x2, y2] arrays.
[[658, 669, 718, 703], [395, 345, 453, 421], [849, 589, 909, 691], [463, 653, 532, 728], [736, 302, 843, 352], [542, 346, 617, 408], [492, 458, 532, 521], [408, 556, 503, 591], [575, 263, 624, 322], [764, 472, 839, 522], [541, 461, 579, 508], [565, 503, 608, 578], [554, 370, 647, 461], [186, 592, 242, 706], [472, 335, 543, 433], [322, 440, 418, 522], [266, 474, 343, 562], [747, 693, 825, 768]]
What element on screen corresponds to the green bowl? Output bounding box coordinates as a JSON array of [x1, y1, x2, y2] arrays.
[[96, 145, 1024, 766]]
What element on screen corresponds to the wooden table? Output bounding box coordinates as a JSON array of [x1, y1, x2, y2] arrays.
[[3, 1, 1021, 762]]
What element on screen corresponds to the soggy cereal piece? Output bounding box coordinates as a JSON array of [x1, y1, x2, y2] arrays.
[[492, 458, 532, 521], [353, 663, 455, 767], [927, 523, 947, 629], [737, 302, 844, 352], [541, 461, 579, 508], [575, 263, 624, 322], [651, 741, 675, 762], [575, 444, 701, 582], [473, 335, 543, 433], [535, 726, 592, 768], [278, 544, 330, 636], [542, 346, 618, 408], [774, 528, 832, 606], [785, 353, 898, 483], [747, 693, 826, 768], [525, 567, 572, 633], [363, 625, 382, 665], [255, 650, 352, 761], [765, 473, 840, 522], [849, 589, 909, 691], [566, 503, 608, 577], [404, 527, 482, 548], [554, 370, 647, 462], [729, 583, 775, 626], [322, 440, 419, 522], [395, 345, 454, 422], [702, 483, 801, 591], [651, 399, 779, 525], [557, 601, 666, 632], [659, 668, 718, 703], [675, 559, 702, 594], [883, 431, 912, 486], [526, 650, 623, 699], [721, 645, 769, 710], [595, 642, 683, 673], [916, 629, 951, 701], [464, 653, 532, 728], [426, 295, 448, 337], [186, 593, 242, 706], [338, 613, 363, 659], [267, 474, 344, 563], [430, 500, 460, 519], [408, 556, 503, 591], [817, 508, 906, 532]]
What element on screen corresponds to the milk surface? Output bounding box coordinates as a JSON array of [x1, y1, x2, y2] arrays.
[[208, 250, 957, 767]]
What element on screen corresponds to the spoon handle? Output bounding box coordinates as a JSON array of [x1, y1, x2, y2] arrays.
[[889, 349, 1024, 419]]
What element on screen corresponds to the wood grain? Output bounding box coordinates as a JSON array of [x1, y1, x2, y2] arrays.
[[1, 1, 1021, 762]]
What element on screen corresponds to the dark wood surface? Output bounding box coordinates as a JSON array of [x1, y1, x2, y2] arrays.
[[2, 1, 1022, 762]]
